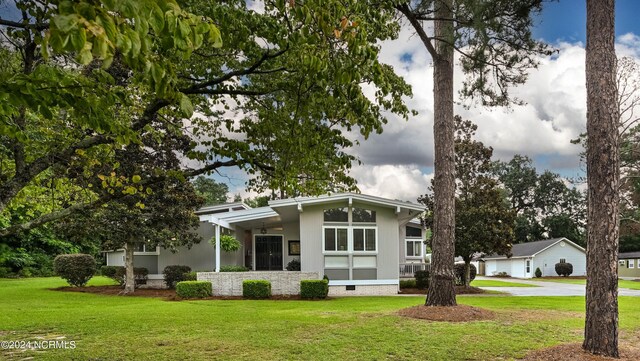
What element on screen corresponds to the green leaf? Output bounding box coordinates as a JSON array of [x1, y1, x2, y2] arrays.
[[70, 27, 86, 50], [149, 3, 165, 33], [179, 94, 194, 118], [78, 47, 93, 65], [132, 175, 141, 183], [53, 14, 78, 32], [208, 24, 222, 48]]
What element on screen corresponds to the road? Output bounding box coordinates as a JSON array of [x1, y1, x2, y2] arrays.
[[475, 276, 640, 296]]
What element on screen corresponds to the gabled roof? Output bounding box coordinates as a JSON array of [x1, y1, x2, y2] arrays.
[[268, 192, 424, 212], [619, 252, 640, 259], [484, 238, 584, 260]]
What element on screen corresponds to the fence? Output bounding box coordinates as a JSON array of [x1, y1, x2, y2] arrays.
[[399, 263, 430, 278]]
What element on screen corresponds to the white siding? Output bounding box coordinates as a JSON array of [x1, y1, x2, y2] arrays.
[[106, 250, 125, 266], [510, 258, 526, 278], [535, 242, 586, 276]]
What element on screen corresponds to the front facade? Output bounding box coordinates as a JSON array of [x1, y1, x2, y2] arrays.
[[106, 193, 425, 295], [484, 238, 586, 278], [619, 252, 640, 279]]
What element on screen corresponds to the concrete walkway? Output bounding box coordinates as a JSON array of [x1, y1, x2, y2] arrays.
[[475, 276, 640, 297]]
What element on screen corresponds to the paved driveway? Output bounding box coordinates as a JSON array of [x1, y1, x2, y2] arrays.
[[476, 276, 640, 296]]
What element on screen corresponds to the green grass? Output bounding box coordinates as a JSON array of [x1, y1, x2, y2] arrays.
[[541, 278, 640, 290], [1, 277, 640, 360], [470, 279, 538, 287]]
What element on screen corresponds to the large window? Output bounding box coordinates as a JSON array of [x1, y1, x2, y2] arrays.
[[134, 243, 157, 254], [324, 208, 348, 222], [324, 227, 348, 251], [353, 207, 376, 223], [353, 228, 376, 251], [629, 259, 636, 269], [406, 239, 423, 257], [406, 226, 422, 238]]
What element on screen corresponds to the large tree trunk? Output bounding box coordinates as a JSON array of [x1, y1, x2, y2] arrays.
[[583, 0, 620, 357], [122, 242, 136, 294], [426, 0, 457, 307]]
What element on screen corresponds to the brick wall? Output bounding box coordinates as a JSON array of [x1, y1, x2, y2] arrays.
[[328, 284, 398, 296], [197, 271, 321, 296]]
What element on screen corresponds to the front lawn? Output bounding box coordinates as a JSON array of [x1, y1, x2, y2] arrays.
[[1, 277, 639, 360], [470, 279, 538, 287], [541, 278, 640, 290]]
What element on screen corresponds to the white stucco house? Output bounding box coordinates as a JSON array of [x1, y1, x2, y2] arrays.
[[105, 193, 427, 295], [483, 238, 586, 278]]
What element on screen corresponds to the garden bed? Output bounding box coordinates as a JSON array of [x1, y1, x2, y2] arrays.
[[398, 304, 495, 322], [399, 285, 490, 295], [523, 343, 640, 360]]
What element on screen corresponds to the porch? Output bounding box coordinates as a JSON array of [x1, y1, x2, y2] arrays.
[[399, 263, 430, 278]]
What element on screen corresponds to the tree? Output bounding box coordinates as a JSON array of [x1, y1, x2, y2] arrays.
[[192, 176, 229, 205], [0, 0, 413, 237], [583, 0, 620, 356], [396, 0, 551, 306], [420, 117, 515, 287]]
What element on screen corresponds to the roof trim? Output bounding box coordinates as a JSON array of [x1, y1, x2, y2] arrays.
[[195, 202, 251, 215], [483, 238, 585, 260], [214, 206, 278, 224], [268, 192, 424, 212]]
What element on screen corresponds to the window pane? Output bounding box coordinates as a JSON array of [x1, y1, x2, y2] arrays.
[[406, 241, 415, 256], [406, 226, 422, 237], [337, 228, 348, 251], [353, 229, 364, 251], [134, 243, 145, 252], [353, 208, 376, 222], [365, 229, 376, 251], [324, 208, 348, 222], [413, 241, 421, 256], [324, 228, 336, 251]]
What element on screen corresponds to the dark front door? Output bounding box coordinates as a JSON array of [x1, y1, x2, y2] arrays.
[[255, 236, 283, 270]]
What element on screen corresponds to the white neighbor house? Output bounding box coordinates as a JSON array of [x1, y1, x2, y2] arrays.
[[483, 238, 586, 278], [105, 193, 426, 295]]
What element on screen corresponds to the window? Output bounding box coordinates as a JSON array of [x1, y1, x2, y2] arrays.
[[629, 259, 636, 269], [406, 239, 423, 257], [324, 227, 348, 251], [525, 259, 531, 273], [353, 228, 376, 251], [352, 207, 376, 223], [134, 243, 157, 253], [406, 226, 422, 238], [559, 258, 566, 264], [619, 260, 627, 267], [324, 208, 348, 222]]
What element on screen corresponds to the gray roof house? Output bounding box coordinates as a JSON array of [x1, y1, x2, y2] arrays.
[[619, 252, 640, 279], [105, 192, 426, 296], [484, 238, 586, 278]]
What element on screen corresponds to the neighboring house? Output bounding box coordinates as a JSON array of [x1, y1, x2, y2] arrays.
[[105, 193, 425, 295], [483, 238, 586, 278], [619, 252, 640, 279]]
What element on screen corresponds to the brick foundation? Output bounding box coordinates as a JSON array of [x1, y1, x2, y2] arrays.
[[328, 284, 398, 296], [197, 271, 321, 296]]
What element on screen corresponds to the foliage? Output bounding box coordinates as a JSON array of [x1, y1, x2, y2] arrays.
[[495, 272, 510, 277], [286, 259, 301, 271], [192, 177, 229, 206], [163, 265, 192, 289], [555, 263, 573, 277], [454, 263, 477, 286], [176, 281, 212, 299], [414, 270, 430, 290], [53, 254, 96, 287], [219, 265, 249, 272], [100, 266, 148, 286], [399, 279, 417, 289], [242, 280, 271, 299], [300, 279, 329, 299], [184, 271, 198, 281], [535, 267, 542, 278], [244, 196, 270, 208], [210, 235, 241, 253]]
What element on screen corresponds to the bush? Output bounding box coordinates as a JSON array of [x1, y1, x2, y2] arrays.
[[535, 267, 542, 278], [163, 265, 192, 289], [183, 271, 198, 281], [243, 280, 271, 299], [176, 281, 212, 298], [209, 234, 241, 252], [454, 263, 477, 285], [102, 266, 148, 286], [414, 270, 430, 290], [219, 265, 249, 272], [555, 262, 573, 277], [495, 272, 510, 277], [300, 279, 328, 299], [53, 254, 96, 287], [286, 259, 301, 271], [100, 265, 119, 279], [400, 279, 416, 289]]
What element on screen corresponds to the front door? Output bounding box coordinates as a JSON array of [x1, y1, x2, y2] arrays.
[[525, 259, 532, 278], [255, 235, 283, 271]]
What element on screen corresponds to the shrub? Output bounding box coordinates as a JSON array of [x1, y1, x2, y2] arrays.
[[495, 272, 510, 277], [101, 265, 119, 278], [300, 279, 329, 299], [454, 263, 477, 285], [183, 271, 198, 281], [414, 270, 430, 290], [163, 265, 192, 289], [286, 259, 301, 271], [243, 280, 271, 299], [53, 254, 96, 287], [209, 234, 241, 252], [219, 265, 249, 272], [535, 267, 542, 278], [555, 262, 573, 277], [101, 266, 148, 286], [176, 281, 212, 299], [400, 279, 416, 289]]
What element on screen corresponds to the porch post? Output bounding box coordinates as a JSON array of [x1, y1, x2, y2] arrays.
[[215, 224, 221, 272]]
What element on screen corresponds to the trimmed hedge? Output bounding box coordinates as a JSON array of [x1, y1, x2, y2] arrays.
[[183, 271, 198, 281], [243, 280, 271, 299], [100, 266, 148, 286], [163, 265, 192, 289], [454, 263, 477, 285], [286, 259, 301, 271], [400, 279, 416, 289], [300, 279, 328, 299], [176, 281, 212, 298], [53, 254, 96, 287], [219, 265, 249, 272], [555, 262, 573, 277], [414, 270, 430, 290]]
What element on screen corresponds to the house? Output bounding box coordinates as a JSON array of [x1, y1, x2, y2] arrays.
[[619, 252, 640, 279], [105, 193, 426, 295], [483, 238, 586, 278]]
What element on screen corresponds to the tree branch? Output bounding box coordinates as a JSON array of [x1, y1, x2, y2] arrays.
[[395, 3, 440, 61]]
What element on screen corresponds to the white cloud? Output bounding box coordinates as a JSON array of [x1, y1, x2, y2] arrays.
[[349, 164, 433, 202]]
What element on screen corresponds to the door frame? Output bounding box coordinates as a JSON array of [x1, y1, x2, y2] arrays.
[[524, 258, 532, 278], [252, 234, 284, 271]]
